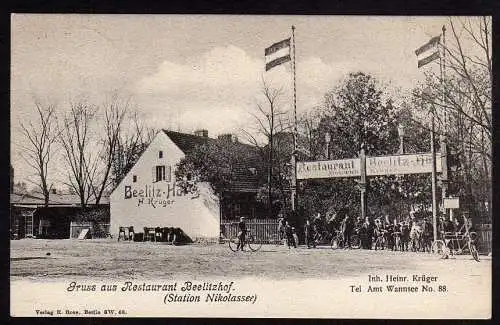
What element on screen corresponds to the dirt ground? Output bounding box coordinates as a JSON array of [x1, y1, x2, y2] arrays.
[[10, 238, 491, 281]]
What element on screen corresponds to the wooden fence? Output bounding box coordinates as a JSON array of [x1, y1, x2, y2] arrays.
[[69, 221, 93, 239], [221, 219, 280, 244], [69, 222, 111, 239], [476, 224, 492, 254]]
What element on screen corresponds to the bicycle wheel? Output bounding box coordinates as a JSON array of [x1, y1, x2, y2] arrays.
[[248, 235, 262, 252], [469, 241, 480, 262], [431, 240, 450, 258], [330, 236, 341, 250], [431, 240, 444, 254], [350, 234, 361, 249], [393, 236, 399, 251], [228, 236, 240, 252]]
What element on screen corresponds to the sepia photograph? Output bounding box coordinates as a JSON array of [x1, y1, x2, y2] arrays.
[[10, 14, 491, 318]]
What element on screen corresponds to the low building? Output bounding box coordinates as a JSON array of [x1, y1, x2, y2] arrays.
[[110, 129, 265, 242], [10, 190, 109, 239]]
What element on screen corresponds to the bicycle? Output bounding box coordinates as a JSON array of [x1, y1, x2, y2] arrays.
[[373, 230, 386, 250], [228, 232, 262, 252], [391, 231, 403, 251], [330, 230, 361, 250], [312, 230, 333, 247], [268, 233, 285, 246], [431, 217, 480, 262], [330, 230, 343, 249]]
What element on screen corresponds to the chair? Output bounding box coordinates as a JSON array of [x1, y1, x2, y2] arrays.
[[144, 227, 156, 242], [160, 227, 170, 242], [118, 227, 127, 241], [128, 226, 135, 241], [155, 227, 162, 242]]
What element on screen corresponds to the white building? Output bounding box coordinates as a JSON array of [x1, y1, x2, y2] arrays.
[[110, 129, 263, 241], [110, 130, 220, 241]]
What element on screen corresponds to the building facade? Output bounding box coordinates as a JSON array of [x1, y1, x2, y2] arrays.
[[10, 191, 109, 239], [109, 129, 265, 241]]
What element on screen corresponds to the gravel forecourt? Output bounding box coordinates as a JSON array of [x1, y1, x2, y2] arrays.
[[10, 239, 491, 318], [10, 239, 490, 281]]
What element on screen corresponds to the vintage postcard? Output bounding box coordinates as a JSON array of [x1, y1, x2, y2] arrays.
[[10, 14, 491, 318]]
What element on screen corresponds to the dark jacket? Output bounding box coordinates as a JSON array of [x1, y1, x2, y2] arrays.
[[238, 221, 247, 234]]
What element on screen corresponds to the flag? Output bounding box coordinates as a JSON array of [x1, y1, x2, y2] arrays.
[[415, 35, 440, 68], [265, 37, 291, 71]]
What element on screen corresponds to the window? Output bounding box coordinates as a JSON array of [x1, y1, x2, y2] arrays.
[[133, 175, 137, 183], [231, 203, 241, 219], [155, 166, 165, 182], [159, 151, 163, 159], [154, 165, 171, 182], [25, 215, 33, 237]]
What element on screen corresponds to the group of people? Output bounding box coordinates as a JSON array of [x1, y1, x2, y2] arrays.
[[233, 211, 473, 252], [304, 212, 361, 249], [300, 210, 471, 252]]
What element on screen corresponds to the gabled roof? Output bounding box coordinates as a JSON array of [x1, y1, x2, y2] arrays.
[[162, 129, 264, 193], [163, 130, 214, 155], [10, 191, 109, 207]]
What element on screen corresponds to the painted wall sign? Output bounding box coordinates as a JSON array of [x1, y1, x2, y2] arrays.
[[297, 153, 442, 180], [366, 153, 442, 176], [297, 158, 361, 180], [124, 182, 199, 208]]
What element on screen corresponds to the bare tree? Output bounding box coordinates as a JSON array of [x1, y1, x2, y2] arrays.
[[111, 111, 156, 189], [242, 80, 291, 215], [414, 17, 491, 153], [19, 101, 59, 206], [59, 101, 97, 207], [87, 94, 129, 204], [413, 17, 492, 220]]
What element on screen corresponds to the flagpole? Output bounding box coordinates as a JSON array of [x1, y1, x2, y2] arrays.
[[431, 105, 438, 242], [440, 24, 449, 220], [290, 25, 297, 212], [415, 31, 442, 243]]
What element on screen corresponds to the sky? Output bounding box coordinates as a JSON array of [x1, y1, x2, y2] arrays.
[[11, 14, 455, 188]]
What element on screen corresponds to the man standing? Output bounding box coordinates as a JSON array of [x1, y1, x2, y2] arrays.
[[343, 214, 354, 249], [277, 214, 286, 242], [237, 216, 247, 251], [285, 221, 295, 249], [304, 219, 314, 248], [364, 217, 374, 249]]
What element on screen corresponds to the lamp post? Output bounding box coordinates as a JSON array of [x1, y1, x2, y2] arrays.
[[398, 124, 405, 154], [325, 131, 331, 159]]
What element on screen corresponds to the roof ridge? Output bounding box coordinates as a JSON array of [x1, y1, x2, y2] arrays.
[[163, 128, 261, 150]]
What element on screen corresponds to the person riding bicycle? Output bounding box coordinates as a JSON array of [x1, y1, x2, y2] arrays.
[[236, 216, 247, 251]]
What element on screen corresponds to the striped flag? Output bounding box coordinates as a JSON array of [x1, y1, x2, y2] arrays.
[[265, 38, 291, 71], [415, 35, 440, 68]]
